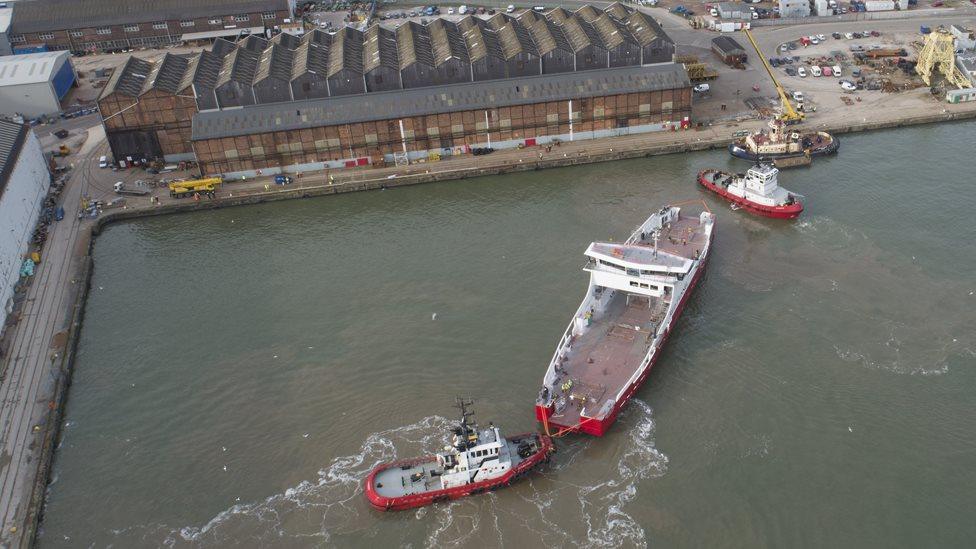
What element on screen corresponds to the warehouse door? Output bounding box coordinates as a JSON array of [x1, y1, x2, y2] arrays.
[[107, 130, 163, 162]]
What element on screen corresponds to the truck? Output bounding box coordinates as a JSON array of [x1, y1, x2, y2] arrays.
[[168, 177, 222, 198], [114, 181, 151, 196]]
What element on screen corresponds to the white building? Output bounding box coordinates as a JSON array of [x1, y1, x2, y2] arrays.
[[812, 0, 831, 16], [0, 7, 12, 56], [0, 51, 76, 117], [0, 120, 50, 329], [951, 25, 976, 51], [778, 0, 810, 18]]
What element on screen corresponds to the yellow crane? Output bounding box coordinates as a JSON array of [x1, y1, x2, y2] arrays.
[[742, 28, 805, 124], [916, 27, 972, 89]]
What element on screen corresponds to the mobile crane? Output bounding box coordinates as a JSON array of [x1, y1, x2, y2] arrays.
[[742, 28, 804, 125]]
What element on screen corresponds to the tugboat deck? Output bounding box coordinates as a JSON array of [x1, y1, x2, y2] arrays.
[[373, 461, 444, 497]]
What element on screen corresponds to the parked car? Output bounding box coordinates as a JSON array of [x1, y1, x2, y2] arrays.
[[693, 83, 711, 93], [274, 175, 293, 185], [792, 90, 804, 102], [832, 32, 842, 39], [832, 65, 842, 76], [845, 32, 854, 39], [99, 155, 108, 168], [822, 66, 833, 77], [506, 4, 515, 12], [810, 65, 822, 77], [840, 80, 857, 91], [53, 129, 69, 139], [798, 66, 807, 77], [784, 66, 797, 76]]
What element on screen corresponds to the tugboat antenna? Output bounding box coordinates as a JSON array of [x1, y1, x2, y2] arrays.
[[454, 397, 478, 448]]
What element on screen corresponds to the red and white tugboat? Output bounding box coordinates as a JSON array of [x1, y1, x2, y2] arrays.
[[364, 398, 554, 511], [698, 163, 803, 219]]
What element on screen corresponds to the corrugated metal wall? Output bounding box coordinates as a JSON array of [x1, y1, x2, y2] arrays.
[[51, 58, 75, 100]]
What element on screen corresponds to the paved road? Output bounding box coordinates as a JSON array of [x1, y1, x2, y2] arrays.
[[0, 126, 99, 548]]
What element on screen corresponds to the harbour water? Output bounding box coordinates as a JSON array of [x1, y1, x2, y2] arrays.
[[39, 123, 976, 547]]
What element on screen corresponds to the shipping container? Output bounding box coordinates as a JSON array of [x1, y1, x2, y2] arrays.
[[865, 0, 895, 10]]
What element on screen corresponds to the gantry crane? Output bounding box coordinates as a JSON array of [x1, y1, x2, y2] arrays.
[[742, 28, 805, 125], [916, 27, 973, 89]]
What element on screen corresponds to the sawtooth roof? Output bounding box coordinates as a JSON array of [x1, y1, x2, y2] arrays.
[[192, 63, 690, 140], [363, 25, 399, 73], [0, 120, 30, 198]]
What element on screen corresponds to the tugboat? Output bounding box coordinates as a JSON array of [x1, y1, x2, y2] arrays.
[[364, 398, 554, 511], [535, 204, 715, 436], [698, 163, 803, 219], [729, 119, 838, 162]]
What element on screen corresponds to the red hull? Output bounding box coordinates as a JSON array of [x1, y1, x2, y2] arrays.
[[363, 434, 554, 511], [697, 171, 803, 219], [535, 244, 711, 436]]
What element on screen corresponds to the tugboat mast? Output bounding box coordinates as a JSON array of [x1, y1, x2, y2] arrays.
[[454, 397, 478, 449]]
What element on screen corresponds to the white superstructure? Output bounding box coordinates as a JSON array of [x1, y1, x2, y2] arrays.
[[725, 163, 794, 206]]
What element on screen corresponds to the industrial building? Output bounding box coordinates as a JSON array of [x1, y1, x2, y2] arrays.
[[0, 51, 77, 117], [0, 120, 50, 329], [7, 0, 294, 54], [96, 4, 691, 174], [778, 0, 811, 18], [192, 64, 691, 175], [0, 7, 12, 56], [711, 36, 747, 66]]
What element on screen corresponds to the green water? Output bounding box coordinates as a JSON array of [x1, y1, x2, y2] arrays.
[[39, 123, 976, 547]]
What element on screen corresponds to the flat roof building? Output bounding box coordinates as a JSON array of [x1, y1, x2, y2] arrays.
[[0, 51, 76, 117], [8, 0, 294, 53]]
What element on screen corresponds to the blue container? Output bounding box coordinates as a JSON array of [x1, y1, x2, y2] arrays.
[[13, 44, 48, 54]]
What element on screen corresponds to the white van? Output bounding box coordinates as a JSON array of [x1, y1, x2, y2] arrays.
[[99, 155, 108, 168], [458, 5, 468, 14], [832, 65, 841, 77], [810, 65, 822, 77]]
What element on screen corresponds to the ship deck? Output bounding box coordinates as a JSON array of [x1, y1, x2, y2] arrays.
[[546, 215, 708, 428], [547, 290, 670, 428], [647, 215, 710, 260]]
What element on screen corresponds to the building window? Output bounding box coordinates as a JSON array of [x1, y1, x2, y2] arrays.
[[234, 14, 250, 22], [209, 18, 222, 25], [180, 20, 195, 27], [69, 30, 83, 37], [39, 32, 55, 40], [124, 24, 139, 32], [11, 35, 26, 43], [152, 22, 167, 30], [96, 27, 112, 35], [262, 11, 276, 20]]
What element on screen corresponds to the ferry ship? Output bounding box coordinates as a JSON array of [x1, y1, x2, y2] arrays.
[[698, 163, 803, 219], [364, 399, 553, 511], [729, 119, 838, 162], [534, 205, 715, 437]]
